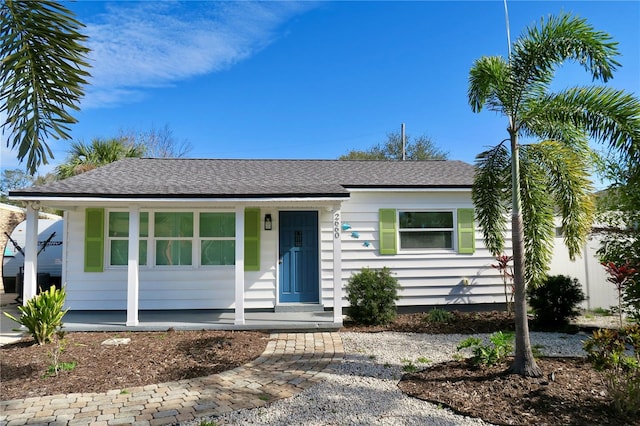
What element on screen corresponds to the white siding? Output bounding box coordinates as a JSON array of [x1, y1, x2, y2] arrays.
[[65, 209, 236, 310], [334, 191, 507, 308], [62, 196, 619, 312], [63, 193, 525, 311]]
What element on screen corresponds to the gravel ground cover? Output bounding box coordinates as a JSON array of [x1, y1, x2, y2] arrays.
[[204, 331, 590, 426]]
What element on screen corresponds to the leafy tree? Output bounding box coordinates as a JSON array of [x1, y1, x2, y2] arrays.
[[1, 169, 57, 212], [469, 13, 640, 377], [56, 138, 145, 179], [0, 169, 34, 201], [596, 153, 640, 322], [340, 131, 448, 160], [596, 153, 640, 263], [118, 124, 192, 158], [1, 0, 91, 175]]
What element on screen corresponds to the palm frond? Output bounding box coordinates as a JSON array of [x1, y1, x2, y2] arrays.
[[509, 13, 621, 125], [519, 147, 555, 288], [1, 0, 91, 175], [55, 138, 144, 179], [472, 145, 511, 255], [535, 87, 640, 161], [468, 56, 511, 114], [529, 141, 595, 259], [511, 13, 620, 90], [520, 98, 590, 149]]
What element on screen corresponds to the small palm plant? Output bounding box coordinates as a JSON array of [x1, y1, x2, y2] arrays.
[[3, 285, 68, 345]]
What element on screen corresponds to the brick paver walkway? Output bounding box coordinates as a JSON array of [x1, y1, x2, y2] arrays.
[[0, 332, 344, 426]]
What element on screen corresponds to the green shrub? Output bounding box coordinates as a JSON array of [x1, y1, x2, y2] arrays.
[[346, 267, 399, 325], [425, 308, 454, 324], [457, 331, 514, 367], [583, 325, 640, 416], [527, 275, 585, 327], [3, 285, 68, 345]]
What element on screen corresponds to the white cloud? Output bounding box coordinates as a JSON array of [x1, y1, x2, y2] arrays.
[[81, 1, 315, 109]]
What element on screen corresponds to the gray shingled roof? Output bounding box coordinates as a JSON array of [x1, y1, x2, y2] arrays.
[[11, 158, 474, 199]]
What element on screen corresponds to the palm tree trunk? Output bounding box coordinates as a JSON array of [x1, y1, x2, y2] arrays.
[[509, 130, 543, 377]]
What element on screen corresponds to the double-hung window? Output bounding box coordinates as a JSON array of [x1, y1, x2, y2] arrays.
[[88, 208, 253, 272], [154, 212, 193, 266], [199, 213, 235, 266], [107, 212, 148, 266], [398, 211, 454, 250]]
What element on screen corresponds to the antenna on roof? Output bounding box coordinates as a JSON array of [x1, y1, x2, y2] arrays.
[[503, 0, 512, 58], [401, 123, 406, 161]]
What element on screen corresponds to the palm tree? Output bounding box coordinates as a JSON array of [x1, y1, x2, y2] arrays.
[[1, 0, 90, 175], [469, 13, 640, 377], [56, 138, 146, 179]]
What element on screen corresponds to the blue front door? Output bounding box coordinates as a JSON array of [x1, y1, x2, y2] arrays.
[[279, 211, 319, 303]]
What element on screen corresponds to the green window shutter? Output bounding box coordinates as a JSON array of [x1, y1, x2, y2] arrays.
[[379, 209, 397, 255], [244, 208, 260, 271], [85, 208, 105, 272], [457, 208, 475, 254]]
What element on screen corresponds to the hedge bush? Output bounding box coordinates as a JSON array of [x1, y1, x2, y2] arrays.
[[346, 267, 399, 325], [527, 274, 585, 327]]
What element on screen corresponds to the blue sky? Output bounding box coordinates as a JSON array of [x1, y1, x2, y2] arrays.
[[1, 1, 639, 187]]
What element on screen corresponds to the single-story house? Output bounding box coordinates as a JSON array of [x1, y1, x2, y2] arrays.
[[8, 158, 524, 328]]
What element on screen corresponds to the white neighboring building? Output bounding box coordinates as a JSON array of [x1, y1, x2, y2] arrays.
[[549, 227, 617, 311]]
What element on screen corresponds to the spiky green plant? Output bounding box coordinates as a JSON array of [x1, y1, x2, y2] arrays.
[[3, 285, 68, 345]]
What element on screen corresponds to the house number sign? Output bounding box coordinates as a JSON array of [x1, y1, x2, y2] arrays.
[[333, 211, 341, 239]]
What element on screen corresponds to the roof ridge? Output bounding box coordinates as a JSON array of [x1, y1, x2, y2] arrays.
[[10, 158, 475, 198], [130, 158, 459, 163]]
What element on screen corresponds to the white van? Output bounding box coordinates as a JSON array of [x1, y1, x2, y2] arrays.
[[2, 219, 63, 294]]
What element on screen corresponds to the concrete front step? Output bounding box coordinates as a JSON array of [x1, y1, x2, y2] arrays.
[[274, 303, 325, 313]]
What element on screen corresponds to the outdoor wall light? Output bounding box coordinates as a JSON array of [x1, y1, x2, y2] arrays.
[[264, 214, 272, 231]]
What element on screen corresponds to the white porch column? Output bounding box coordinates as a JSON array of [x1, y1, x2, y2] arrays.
[[234, 207, 245, 325], [22, 202, 39, 304], [126, 207, 140, 326], [332, 206, 343, 323]]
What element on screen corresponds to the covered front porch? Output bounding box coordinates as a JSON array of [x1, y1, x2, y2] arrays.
[[60, 308, 341, 332], [17, 197, 347, 330]]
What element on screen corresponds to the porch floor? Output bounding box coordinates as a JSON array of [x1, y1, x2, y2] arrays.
[[61, 309, 342, 332]]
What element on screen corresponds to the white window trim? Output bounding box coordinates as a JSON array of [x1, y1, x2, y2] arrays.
[[198, 212, 236, 267], [397, 209, 456, 253], [105, 209, 237, 269], [153, 211, 195, 268], [106, 210, 149, 268]]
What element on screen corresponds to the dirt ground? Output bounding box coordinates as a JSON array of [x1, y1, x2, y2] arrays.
[[2, 311, 638, 425], [343, 310, 638, 426], [0, 329, 268, 401]]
